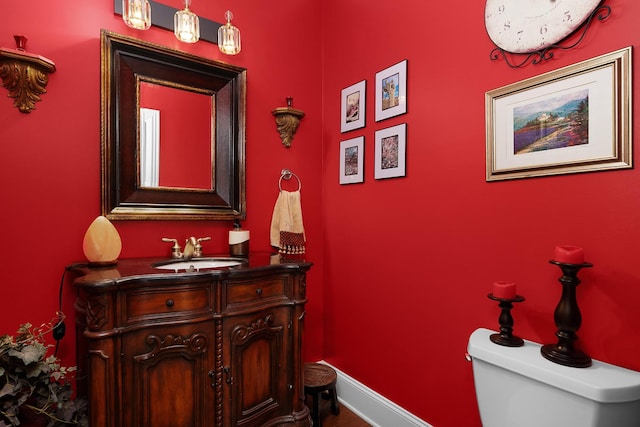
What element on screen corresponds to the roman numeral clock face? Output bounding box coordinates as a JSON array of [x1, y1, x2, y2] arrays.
[[485, 0, 601, 54]]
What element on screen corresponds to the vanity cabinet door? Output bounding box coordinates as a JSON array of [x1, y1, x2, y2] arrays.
[[120, 322, 216, 427], [222, 307, 293, 426]]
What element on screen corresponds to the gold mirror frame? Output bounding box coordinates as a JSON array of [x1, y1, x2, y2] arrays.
[[101, 30, 246, 220]]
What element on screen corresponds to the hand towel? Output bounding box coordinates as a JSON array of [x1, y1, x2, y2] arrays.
[[270, 190, 306, 254]]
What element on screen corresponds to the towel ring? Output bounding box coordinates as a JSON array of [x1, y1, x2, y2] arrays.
[[279, 169, 302, 192]]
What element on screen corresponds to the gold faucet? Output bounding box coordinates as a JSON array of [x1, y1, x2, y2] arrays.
[[162, 236, 210, 259], [182, 237, 197, 259]]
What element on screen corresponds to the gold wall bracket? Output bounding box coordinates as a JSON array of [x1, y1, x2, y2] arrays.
[[0, 36, 56, 113], [272, 97, 305, 148]]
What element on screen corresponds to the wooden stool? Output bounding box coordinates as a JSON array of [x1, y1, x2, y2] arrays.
[[304, 363, 340, 427]]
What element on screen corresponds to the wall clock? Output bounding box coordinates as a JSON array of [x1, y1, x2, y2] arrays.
[[485, 0, 610, 66]]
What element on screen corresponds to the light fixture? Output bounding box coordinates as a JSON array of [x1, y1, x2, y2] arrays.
[[174, 0, 200, 43], [122, 0, 151, 30], [218, 10, 241, 55]]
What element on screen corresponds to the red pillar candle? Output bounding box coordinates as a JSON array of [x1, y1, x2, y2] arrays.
[[554, 245, 584, 264], [493, 281, 516, 299]]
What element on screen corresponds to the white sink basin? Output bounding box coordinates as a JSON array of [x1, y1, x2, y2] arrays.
[[153, 258, 245, 272]]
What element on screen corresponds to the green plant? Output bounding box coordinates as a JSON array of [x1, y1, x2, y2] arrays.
[[0, 322, 87, 427]]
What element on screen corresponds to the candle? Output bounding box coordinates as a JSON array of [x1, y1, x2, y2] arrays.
[[554, 245, 584, 264], [493, 281, 516, 299]]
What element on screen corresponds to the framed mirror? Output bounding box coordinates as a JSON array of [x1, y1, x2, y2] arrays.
[[101, 30, 246, 220]]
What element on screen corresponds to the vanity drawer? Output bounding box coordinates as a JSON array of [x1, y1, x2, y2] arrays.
[[225, 278, 287, 308], [124, 286, 212, 324]]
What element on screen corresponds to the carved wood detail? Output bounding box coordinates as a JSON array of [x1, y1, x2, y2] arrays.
[[231, 313, 283, 344], [300, 275, 307, 298], [0, 36, 55, 113], [272, 98, 305, 148], [86, 295, 109, 330], [214, 319, 224, 426], [135, 332, 208, 360]]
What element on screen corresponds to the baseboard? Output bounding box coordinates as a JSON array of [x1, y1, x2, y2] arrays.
[[318, 361, 433, 427]]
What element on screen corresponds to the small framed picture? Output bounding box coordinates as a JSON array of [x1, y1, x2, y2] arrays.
[[375, 60, 407, 122], [374, 123, 406, 179], [340, 80, 366, 133], [339, 136, 364, 184]]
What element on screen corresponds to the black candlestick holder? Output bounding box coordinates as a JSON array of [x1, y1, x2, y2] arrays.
[[541, 260, 593, 368], [488, 293, 526, 347]]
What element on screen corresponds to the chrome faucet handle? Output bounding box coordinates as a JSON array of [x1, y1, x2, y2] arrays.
[[194, 237, 211, 257], [162, 238, 182, 258]]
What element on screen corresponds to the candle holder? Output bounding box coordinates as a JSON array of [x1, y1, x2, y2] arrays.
[[541, 260, 593, 368], [487, 293, 526, 347]]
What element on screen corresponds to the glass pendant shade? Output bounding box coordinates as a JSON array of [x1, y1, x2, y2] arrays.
[[218, 10, 241, 55], [174, 0, 200, 43], [122, 0, 151, 30]]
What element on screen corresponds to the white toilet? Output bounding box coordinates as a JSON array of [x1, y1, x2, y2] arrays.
[[467, 328, 640, 427]]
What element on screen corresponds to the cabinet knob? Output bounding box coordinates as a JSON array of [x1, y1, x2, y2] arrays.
[[165, 299, 174, 307], [255, 288, 263, 296]]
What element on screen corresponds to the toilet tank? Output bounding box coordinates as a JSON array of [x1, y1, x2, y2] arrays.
[[467, 328, 640, 427]]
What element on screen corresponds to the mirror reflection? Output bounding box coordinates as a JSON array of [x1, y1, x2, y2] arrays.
[[139, 81, 213, 190]]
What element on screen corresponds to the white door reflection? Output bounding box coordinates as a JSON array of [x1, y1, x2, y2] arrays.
[[140, 107, 160, 188]]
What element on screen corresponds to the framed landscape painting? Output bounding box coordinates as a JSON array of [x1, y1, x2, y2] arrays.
[[486, 47, 632, 181], [341, 80, 366, 133]]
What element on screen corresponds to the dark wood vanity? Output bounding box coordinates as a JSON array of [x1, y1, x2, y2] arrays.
[[71, 253, 312, 427]]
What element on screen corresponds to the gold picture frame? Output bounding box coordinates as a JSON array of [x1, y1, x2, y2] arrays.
[[486, 47, 632, 181]]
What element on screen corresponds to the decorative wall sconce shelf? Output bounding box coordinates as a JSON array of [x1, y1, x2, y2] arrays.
[[272, 97, 305, 148], [0, 36, 56, 113]]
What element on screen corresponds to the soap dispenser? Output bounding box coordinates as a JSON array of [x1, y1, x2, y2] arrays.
[[229, 220, 249, 256]]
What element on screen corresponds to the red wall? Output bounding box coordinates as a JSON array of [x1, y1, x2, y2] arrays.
[[0, 0, 324, 390], [321, 1, 640, 426], [141, 83, 212, 189], [2, 1, 640, 427]]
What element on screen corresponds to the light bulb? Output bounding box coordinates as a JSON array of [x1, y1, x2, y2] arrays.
[[122, 0, 151, 30], [174, 0, 200, 43], [218, 10, 241, 55]]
